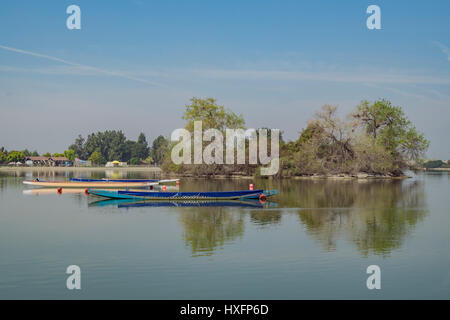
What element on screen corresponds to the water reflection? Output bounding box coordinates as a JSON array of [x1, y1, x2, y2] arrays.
[[89, 199, 271, 209], [179, 208, 245, 257], [250, 210, 282, 226], [10, 169, 430, 257], [296, 180, 427, 256]]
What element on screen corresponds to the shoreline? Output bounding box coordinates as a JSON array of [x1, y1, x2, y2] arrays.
[[0, 166, 413, 179], [162, 172, 411, 180]]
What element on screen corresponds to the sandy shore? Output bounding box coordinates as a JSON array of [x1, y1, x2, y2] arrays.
[[0, 166, 162, 173]]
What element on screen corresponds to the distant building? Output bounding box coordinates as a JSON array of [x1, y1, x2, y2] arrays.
[[74, 158, 91, 167], [8, 162, 23, 166]]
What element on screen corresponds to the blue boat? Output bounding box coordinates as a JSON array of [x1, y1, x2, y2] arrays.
[[88, 188, 278, 201]]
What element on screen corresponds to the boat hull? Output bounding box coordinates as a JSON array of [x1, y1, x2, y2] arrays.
[[88, 188, 278, 200], [23, 180, 153, 188]]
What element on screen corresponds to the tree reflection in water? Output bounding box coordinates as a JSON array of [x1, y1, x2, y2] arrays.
[[178, 208, 245, 257], [250, 210, 282, 226], [6, 170, 431, 257], [178, 179, 427, 257], [296, 180, 427, 256]]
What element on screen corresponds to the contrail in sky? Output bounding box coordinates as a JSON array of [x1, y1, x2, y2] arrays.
[[0, 44, 162, 86], [433, 41, 450, 62]]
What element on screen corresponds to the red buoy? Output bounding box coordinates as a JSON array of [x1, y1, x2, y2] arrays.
[[85, 188, 89, 195], [57, 187, 62, 194], [259, 193, 267, 202], [162, 185, 167, 191], [249, 184, 254, 191], [176, 180, 180, 187]]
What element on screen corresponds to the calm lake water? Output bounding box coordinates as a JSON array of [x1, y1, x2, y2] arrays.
[[0, 169, 449, 299]]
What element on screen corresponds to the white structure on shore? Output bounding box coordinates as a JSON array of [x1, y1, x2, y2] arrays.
[[105, 160, 127, 167]]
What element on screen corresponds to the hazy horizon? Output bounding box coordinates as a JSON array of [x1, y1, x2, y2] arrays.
[[1, 1, 450, 159]]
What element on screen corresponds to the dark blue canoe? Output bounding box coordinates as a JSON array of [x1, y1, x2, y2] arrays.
[[88, 188, 278, 201]]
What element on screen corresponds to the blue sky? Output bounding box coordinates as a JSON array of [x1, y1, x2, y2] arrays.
[[0, 0, 449, 158]]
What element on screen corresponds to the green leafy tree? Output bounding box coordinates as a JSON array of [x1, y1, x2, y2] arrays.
[[64, 149, 76, 161], [183, 97, 245, 131], [69, 135, 86, 159], [83, 130, 128, 162], [129, 157, 139, 165], [7, 151, 25, 163], [135, 132, 150, 159], [42, 152, 51, 157], [0, 151, 7, 164], [423, 160, 444, 169], [123, 140, 136, 162], [151, 135, 169, 165], [88, 150, 106, 166], [52, 153, 65, 157], [69, 131, 150, 163], [31, 150, 39, 156], [353, 99, 429, 161]]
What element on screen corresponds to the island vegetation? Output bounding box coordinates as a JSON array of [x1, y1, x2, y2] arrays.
[[162, 97, 430, 178], [0, 97, 435, 179]]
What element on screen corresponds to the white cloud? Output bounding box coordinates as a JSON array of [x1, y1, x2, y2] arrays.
[[0, 45, 163, 86], [2, 44, 450, 87], [187, 68, 450, 85]]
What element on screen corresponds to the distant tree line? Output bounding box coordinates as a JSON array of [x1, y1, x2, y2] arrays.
[[0, 147, 39, 164], [422, 159, 450, 169], [0, 133, 170, 166], [67, 131, 169, 165]]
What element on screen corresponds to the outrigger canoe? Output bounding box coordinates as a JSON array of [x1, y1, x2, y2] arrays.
[[70, 178, 159, 182], [70, 178, 179, 184], [88, 188, 278, 201], [23, 180, 155, 188]]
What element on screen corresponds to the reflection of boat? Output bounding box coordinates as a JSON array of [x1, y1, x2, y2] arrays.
[[23, 188, 88, 195], [23, 180, 155, 188], [89, 199, 272, 208], [88, 188, 279, 200]]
